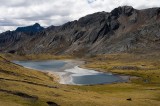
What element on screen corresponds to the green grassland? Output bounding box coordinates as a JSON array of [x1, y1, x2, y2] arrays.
[[0, 53, 73, 60], [0, 53, 160, 106]]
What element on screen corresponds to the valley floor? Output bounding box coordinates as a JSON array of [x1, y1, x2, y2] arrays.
[[0, 53, 160, 106]]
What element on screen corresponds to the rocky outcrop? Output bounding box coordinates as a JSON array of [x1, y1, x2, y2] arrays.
[[0, 6, 160, 55]]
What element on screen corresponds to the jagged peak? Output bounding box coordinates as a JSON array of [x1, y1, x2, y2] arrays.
[[15, 23, 44, 33], [33, 23, 41, 27], [111, 6, 134, 16]]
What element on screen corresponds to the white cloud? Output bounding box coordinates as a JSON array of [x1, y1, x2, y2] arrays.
[[0, 0, 160, 32]]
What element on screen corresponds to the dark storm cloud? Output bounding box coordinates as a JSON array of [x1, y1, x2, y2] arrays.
[[0, 20, 17, 26]]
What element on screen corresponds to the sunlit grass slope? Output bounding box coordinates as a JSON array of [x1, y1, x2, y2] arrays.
[[0, 52, 160, 106]]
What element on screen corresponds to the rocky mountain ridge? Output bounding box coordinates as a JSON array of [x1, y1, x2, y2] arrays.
[[0, 23, 44, 53], [0, 6, 160, 55]]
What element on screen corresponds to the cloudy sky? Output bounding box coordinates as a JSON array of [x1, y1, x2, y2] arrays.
[[0, 0, 160, 32]]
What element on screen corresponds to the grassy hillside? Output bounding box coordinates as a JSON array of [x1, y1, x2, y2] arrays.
[[0, 53, 73, 60], [0, 53, 160, 106]]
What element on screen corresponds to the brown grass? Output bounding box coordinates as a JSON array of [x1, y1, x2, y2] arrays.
[[0, 52, 160, 106]]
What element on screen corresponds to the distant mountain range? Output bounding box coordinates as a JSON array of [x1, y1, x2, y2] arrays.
[[15, 23, 44, 34], [0, 6, 160, 55]]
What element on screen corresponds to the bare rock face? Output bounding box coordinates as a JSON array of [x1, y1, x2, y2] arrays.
[[122, 6, 134, 16], [110, 20, 120, 30], [129, 12, 138, 23], [111, 6, 134, 18], [0, 6, 160, 55]]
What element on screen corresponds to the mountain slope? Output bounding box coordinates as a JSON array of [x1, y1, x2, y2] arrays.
[[0, 23, 44, 53], [0, 6, 160, 55]]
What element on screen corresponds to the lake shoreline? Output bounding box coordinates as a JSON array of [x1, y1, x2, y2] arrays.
[[45, 59, 131, 85], [13, 59, 132, 85], [46, 59, 84, 85]]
